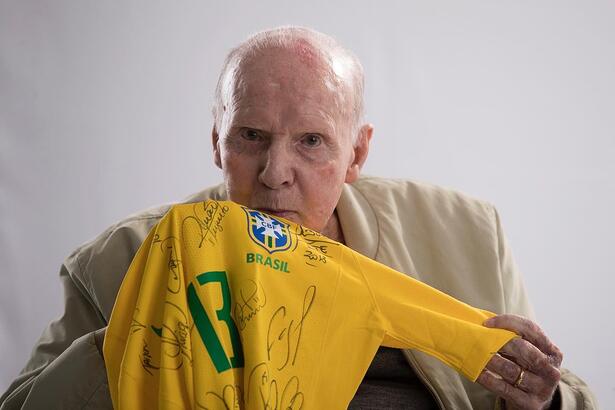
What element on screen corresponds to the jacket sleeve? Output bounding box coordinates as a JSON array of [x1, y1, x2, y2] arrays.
[[492, 206, 598, 410], [352, 249, 517, 382], [0, 263, 112, 410]]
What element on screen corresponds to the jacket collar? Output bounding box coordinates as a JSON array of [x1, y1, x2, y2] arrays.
[[336, 182, 379, 260]]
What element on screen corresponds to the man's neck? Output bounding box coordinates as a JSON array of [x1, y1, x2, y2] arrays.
[[321, 210, 345, 244]]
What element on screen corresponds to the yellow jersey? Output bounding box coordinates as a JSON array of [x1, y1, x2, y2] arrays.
[[104, 200, 516, 409]]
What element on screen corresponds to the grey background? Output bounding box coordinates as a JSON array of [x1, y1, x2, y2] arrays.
[[1, 0, 613, 406]]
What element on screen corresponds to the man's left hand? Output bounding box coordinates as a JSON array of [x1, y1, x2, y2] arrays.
[[477, 314, 563, 410]]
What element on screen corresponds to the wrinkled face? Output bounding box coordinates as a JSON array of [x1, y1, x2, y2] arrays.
[[213, 46, 369, 233]]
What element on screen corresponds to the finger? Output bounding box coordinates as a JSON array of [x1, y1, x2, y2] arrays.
[[477, 370, 543, 409], [485, 354, 543, 393], [486, 354, 520, 385], [500, 338, 561, 384], [484, 315, 562, 365]]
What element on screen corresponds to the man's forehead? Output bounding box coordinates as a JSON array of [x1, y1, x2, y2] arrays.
[[224, 45, 353, 129], [237, 46, 329, 86], [235, 73, 335, 104], [233, 54, 340, 108], [230, 100, 338, 133]]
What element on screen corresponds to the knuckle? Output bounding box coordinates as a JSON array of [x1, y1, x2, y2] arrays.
[[532, 354, 550, 370], [550, 366, 562, 384], [527, 320, 541, 334], [539, 364, 560, 385], [554, 346, 564, 363]]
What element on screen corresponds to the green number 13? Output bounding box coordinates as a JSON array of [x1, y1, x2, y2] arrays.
[[187, 271, 244, 372]]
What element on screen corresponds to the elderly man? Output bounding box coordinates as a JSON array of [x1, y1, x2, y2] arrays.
[[1, 27, 595, 409]]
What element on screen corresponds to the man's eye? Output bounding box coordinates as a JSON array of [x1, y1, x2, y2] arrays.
[[241, 129, 261, 141], [302, 134, 322, 147]]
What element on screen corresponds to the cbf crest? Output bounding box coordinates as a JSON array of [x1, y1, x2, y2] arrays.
[[244, 208, 292, 254]]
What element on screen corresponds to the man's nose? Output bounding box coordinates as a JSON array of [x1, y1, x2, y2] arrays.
[[258, 141, 295, 189]]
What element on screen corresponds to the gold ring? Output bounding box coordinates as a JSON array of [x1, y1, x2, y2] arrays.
[[513, 369, 525, 388]]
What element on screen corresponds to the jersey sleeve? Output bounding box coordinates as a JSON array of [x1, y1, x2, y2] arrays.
[[350, 249, 517, 382], [103, 220, 158, 408]]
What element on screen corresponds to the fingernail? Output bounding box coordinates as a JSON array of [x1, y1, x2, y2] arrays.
[[483, 318, 495, 326]]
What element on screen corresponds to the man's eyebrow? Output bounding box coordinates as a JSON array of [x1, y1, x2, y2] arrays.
[[229, 125, 268, 133]]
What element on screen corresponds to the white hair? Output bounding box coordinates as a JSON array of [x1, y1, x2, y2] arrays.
[[212, 26, 365, 142]]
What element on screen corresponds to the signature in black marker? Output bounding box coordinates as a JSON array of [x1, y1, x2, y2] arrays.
[[140, 339, 159, 376], [246, 362, 305, 410], [266, 285, 316, 371], [181, 202, 229, 248], [154, 301, 194, 370], [199, 384, 244, 410], [233, 279, 267, 331]]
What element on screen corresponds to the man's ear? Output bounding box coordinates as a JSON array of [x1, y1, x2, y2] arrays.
[[212, 125, 222, 169], [345, 123, 373, 184]]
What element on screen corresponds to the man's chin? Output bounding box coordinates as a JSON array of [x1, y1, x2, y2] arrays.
[[256, 208, 300, 223]]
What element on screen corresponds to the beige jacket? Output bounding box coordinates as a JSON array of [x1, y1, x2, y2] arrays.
[[0, 176, 597, 409]]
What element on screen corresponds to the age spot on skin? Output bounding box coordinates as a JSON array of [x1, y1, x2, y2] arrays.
[[292, 39, 320, 68]]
